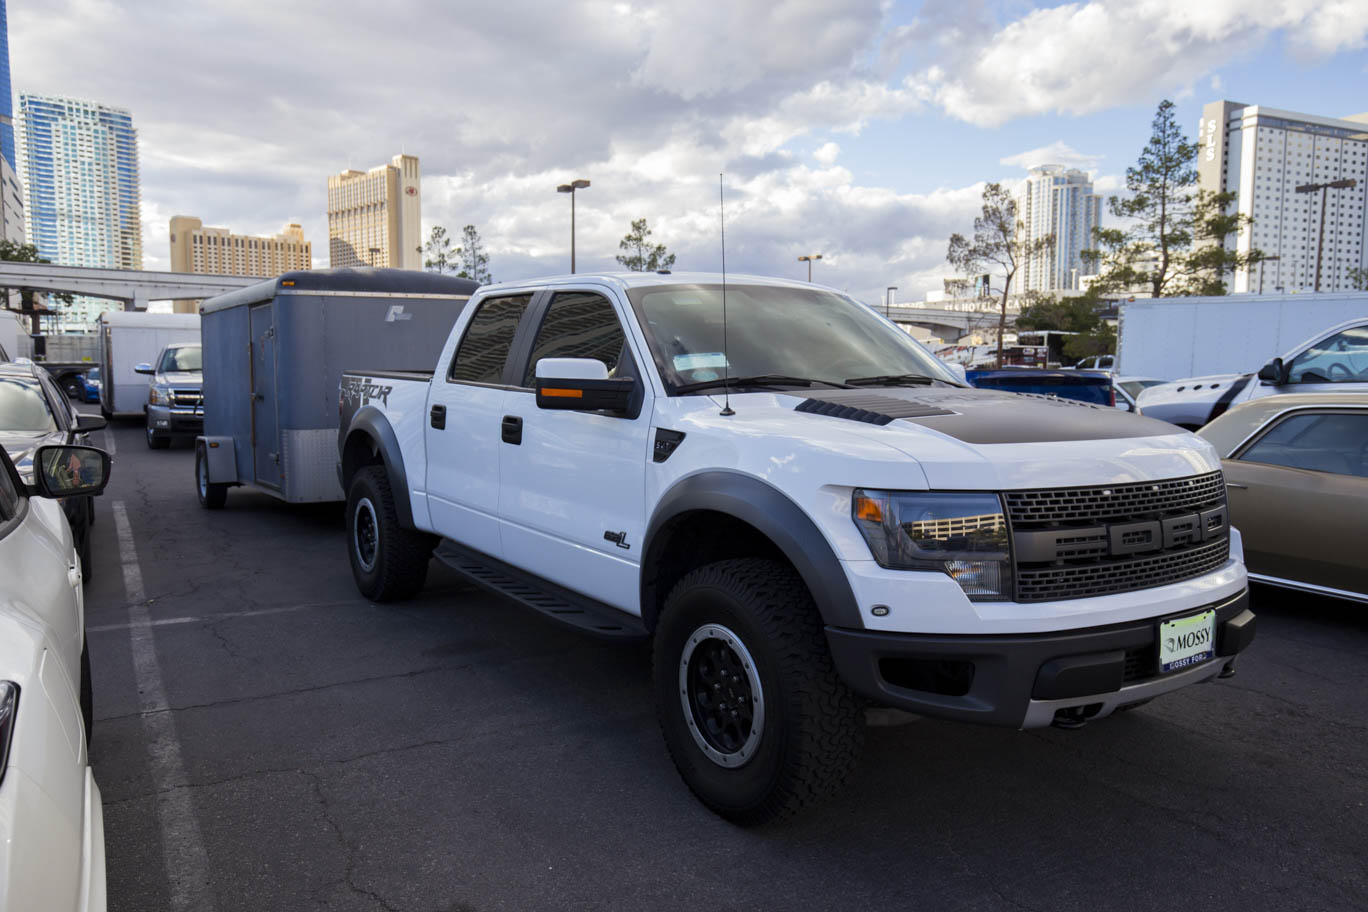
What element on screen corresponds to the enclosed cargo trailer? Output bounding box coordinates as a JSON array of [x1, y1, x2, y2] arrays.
[[97, 311, 202, 416], [1116, 292, 1368, 380], [195, 268, 477, 507]]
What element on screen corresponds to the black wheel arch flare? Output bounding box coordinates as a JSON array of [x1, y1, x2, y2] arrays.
[[341, 406, 415, 529], [640, 471, 863, 632]]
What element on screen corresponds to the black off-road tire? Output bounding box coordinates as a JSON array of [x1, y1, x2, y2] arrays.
[[346, 466, 433, 602], [653, 558, 864, 825], [80, 641, 92, 749], [195, 443, 228, 509]]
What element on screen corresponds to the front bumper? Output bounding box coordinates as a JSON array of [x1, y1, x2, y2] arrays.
[[146, 404, 203, 434], [826, 588, 1254, 729]]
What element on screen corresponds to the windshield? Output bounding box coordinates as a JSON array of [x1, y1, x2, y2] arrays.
[[0, 377, 57, 432], [626, 284, 959, 392], [88, 368, 100, 381], [160, 345, 202, 372]]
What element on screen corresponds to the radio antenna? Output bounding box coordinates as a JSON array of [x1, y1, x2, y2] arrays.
[[719, 172, 734, 417]]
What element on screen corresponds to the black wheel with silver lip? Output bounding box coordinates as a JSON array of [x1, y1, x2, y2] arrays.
[[194, 441, 227, 509], [653, 558, 864, 825]]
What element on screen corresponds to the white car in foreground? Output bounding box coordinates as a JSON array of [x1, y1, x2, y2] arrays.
[[0, 442, 111, 911]]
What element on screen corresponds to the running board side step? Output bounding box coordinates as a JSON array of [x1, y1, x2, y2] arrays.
[[433, 541, 649, 640]]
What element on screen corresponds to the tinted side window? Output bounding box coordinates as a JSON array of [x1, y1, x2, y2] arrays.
[[0, 456, 18, 522], [523, 293, 628, 387], [1239, 412, 1368, 477], [448, 295, 531, 385], [1287, 326, 1368, 383]]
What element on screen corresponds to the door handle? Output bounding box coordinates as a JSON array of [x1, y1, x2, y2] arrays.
[[501, 415, 523, 445], [430, 404, 446, 430]]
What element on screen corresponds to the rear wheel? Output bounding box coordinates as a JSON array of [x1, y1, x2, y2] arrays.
[[653, 558, 864, 825], [146, 424, 169, 449], [195, 443, 228, 509], [346, 466, 433, 602]]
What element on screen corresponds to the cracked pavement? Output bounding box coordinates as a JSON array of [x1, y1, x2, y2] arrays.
[[82, 417, 1368, 911]]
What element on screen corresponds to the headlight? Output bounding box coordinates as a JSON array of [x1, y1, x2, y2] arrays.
[[149, 386, 170, 405], [0, 682, 17, 789], [852, 490, 1013, 601]]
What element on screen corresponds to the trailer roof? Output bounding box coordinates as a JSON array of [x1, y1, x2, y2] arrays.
[[200, 268, 481, 314]]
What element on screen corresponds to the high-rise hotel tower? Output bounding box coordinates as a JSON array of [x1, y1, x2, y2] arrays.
[[326, 154, 421, 269]]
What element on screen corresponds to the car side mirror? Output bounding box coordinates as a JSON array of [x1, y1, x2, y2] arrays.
[[75, 414, 107, 433], [29, 445, 111, 498], [534, 358, 634, 412], [1257, 357, 1285, 385], [134, 362, 154, 375]]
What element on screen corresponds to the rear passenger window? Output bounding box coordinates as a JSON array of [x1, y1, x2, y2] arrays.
[[448, 295, 531, 385], [1238, 412, 1368, 477], [522, 293, 629, 387]]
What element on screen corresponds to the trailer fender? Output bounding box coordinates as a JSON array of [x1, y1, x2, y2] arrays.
[[341, 407, 415, 529], [196, 436, 238, 484]]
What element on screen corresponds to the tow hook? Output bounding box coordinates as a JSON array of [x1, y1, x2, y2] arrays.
[[1051, 708, 1088, 730], [1218, 659, 1238, 679]]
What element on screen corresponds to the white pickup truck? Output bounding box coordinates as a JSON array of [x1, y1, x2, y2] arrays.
[[337, 272, 1255, 824]]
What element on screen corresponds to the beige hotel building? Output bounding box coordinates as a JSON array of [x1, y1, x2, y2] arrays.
[[326, 153, 421, 270], [169, 216, 312, 312]]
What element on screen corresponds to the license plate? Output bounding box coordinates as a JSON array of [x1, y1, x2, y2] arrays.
[[1159, 610, 1216, 673]]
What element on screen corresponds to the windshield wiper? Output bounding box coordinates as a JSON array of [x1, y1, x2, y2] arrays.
[[672, 374, 852, 395], [844, 373, 939, 387]]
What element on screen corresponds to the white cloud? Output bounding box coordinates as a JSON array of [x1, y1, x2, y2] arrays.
[[814, 142, 841, 166], [905, 0, 1368, 126], [1000, 141, 1103, 171], [1210, 74, 1225, 93]]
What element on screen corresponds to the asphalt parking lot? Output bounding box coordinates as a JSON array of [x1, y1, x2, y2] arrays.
[[82, 414, 1368, 912]]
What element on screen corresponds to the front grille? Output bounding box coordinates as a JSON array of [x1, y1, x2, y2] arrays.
[[1004, 472, 1226, 525], [172, 389, 203, 408], [1016, 538, 1229, 601], [1007, 471, 1229, 602]]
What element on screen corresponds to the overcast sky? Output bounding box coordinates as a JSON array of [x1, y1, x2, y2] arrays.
[[12, 0, 1368, 304]]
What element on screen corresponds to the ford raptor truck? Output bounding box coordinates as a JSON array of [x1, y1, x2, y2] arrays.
[[337, 272, 1256, 824]]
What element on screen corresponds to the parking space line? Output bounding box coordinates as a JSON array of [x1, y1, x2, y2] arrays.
[[112, 501, 217, 912], [86, 599, 359, 633]]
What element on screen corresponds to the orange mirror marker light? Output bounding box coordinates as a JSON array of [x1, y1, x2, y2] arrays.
[[541, 388, 584, 398]]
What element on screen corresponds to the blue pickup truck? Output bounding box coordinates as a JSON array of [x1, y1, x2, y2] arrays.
[[967, 368, 1116, 407]]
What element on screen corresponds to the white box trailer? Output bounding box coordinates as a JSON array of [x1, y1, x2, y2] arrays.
[[1116, 292, 1368, 380], [0, 310, 32, 362], [97, 311, 201, 416]]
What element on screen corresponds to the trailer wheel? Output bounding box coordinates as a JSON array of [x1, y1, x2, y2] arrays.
[[346, 466, 432, 602], [653, 558, 864, 825], [195, 442, 228, 509]]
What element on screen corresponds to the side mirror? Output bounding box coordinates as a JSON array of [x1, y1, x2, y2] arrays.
[[75, 414, 107, 433], [1257, 357, 1285, 385], [534, 358, 634, 412], [134, 362, 154, 375], [29, 445, 111, 499]]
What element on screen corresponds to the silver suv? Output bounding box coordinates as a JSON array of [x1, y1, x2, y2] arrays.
[[137, 341, 204, 449]]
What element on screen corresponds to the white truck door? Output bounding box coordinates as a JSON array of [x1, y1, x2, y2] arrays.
[[424, 293, 533, 557], [497, 289, 652, 613]]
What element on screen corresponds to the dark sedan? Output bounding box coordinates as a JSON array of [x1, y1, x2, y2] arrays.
[[0, 361, 106, 580]]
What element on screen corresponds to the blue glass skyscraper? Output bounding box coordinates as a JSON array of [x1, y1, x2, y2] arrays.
[[0, 0, 14, 170]]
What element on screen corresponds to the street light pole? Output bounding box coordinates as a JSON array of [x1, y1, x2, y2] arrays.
[[557, 179, 591, 273], [885, 286, 897, 319], [798, 253, 822, 282], [1295, 178, 1356, 292]]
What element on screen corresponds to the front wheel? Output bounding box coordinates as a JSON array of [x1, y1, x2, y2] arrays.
[[653, 558, 864, 825], [346, 466, 433, 602], [195, 443, 228, 509], [146, 424, 169, 450]]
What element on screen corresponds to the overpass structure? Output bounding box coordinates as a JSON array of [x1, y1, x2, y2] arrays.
[[0, 261, 258, 310], [881, 303, 1019, 341]]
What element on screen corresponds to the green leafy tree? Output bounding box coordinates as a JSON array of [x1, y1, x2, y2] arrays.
[[616, 218, 676, 272], [1347, 267, 1368, 291], [454, 224, 493, 284], [1016, 291, 1117, 362], [947, 183, 1053, 367], [1084, 100, 1262, 298], [1063, 322, 1116, 361], [423, 226, 458, 274], [0, 240, 74, 334]]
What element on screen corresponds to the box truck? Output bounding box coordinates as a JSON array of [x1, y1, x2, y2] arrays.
[[97, 312, 202, 416]]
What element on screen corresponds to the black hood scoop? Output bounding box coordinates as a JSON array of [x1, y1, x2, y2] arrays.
[[793, 391, 956, 425]]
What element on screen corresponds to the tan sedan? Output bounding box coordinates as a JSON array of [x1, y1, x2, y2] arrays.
[[1198, 392, 1368, 603]]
